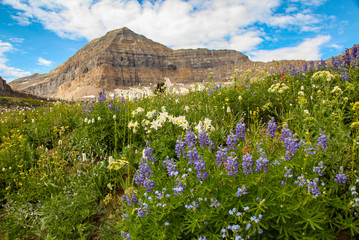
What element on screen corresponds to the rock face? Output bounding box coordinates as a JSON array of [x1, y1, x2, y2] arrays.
[[0, 76, 50, 100], [0, 76, 14, 96], [9, 27, 251, 100]]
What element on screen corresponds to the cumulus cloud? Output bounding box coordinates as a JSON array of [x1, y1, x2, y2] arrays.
[[37, 57, 53, 66], [266, 13, 321, 31], [248, 35, 331, 62], [0, 40, 31, 80], [1, 0, 329, 53]]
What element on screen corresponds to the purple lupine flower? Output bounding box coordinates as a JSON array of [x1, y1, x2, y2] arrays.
[[198, 130, 214, 148], [280, 124, 292, 141], [184, 131, 196, 148], [226, 131, 237, 150], [308, 178, 321, 196], [352, 44, 358, 59], [226, 153, 239, 177], [122, 193, 138, 206], [283, 134, 300, 160], [175, 136, 186, 158], [335, 166, 347, 184], [331, 57, 336, 69], [242, 153, 253, 175], [294, 174, 306, 187], [266, 118, 277, 139], [172, 181, 185, 195], [255, 144, 269, 172], [208, 89, 214, 96], [144, 146, 156, 162], [121, 231, 130, 240], [108, 101, 115, 110], [341, 72, 350, 82], [215, 147, 228, 166], [137, 200, 149, 218], [215, 84, 222, 90], [235, 119, 246, 141], [317, 130, 327, 151], [187, 147, 200, 165], [98, 89, 107, 102], [210, 198, 221, 208], [313, 161, 324, 176], [344, 48, 351, 66], [317, 59, 326, 70], [134, 160, 156, 192], [194, 158, 209, 181], [304, 143, 316, 155], [284, 167, 293, 178], [122, 211, 128, 221], [163, 157, 179, 177], [236, 185, 248, 197], [309, 61, 315, 70], [303, 63, 308, 73]]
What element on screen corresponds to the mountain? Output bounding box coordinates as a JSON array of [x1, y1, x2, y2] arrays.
[[9, 27, 252, 100], [0, 76, 50, 100]]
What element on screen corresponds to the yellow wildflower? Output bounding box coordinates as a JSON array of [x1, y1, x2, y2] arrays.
[[350, 121, 359, 130]]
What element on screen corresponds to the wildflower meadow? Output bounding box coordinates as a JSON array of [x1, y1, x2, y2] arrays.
[[1, 46, 359, 239]]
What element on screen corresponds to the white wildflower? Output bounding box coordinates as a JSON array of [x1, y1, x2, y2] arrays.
[[150, 120, 161, 130], [227, 106, 231, 113], [304, 110, 310, 115], [298, 91, 305, 96], [108, 156, 114, 165], [331, 86, 342, 94], [238, 95, 242, 101], [146, 110, 156, 118]]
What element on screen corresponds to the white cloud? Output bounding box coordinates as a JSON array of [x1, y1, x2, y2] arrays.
[[11, 14, 31, 25], [37, 57, 53, 66], [266, 13, 321, 31], [9, 37, 24, 43], [248, 35, 331, 62], [329, 44, 343, 50], [290, 0, 327, 6], [0, 40, 31, 80], [1, 0, 329, 53]]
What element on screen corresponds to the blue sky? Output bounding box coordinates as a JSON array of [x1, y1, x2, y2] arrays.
[[0, 0, 359, 82]]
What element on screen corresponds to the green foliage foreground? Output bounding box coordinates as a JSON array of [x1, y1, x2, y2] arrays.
[[1, 53, 359, 239]]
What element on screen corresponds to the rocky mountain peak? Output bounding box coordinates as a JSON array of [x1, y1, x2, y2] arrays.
[[9, 27, 251, 100]]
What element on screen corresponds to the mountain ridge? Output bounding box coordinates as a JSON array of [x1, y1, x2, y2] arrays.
[[8, 27, 335, 100], [9, 27, 252, 100]]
